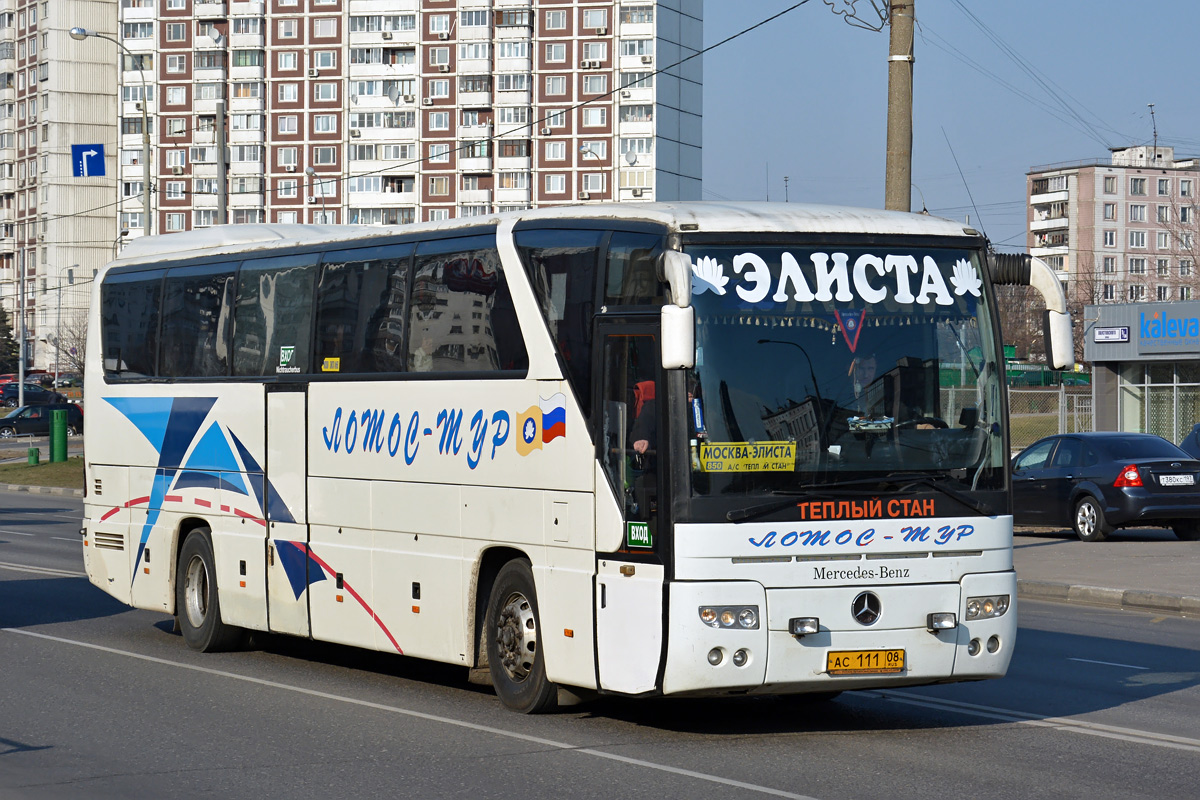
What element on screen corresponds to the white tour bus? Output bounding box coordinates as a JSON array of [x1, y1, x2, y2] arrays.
[[82, 203, 1072, 712]]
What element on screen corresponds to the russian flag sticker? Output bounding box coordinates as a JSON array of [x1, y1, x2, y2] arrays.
[[540, 393, 567, 443]]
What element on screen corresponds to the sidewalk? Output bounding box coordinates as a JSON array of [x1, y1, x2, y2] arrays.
[[1014, 527, 1200, 616]]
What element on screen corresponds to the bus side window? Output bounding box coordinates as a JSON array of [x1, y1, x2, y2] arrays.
[[515, 228, 602, 415], [408, 235, 528, 374], [159, 262, 237, 379], [314, 244, 411, 375], [605, 232, 664, 306], [101, 271, 163, 378], [233, 254, 318, 377]]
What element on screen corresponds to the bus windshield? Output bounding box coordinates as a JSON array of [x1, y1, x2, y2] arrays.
[[683, 242, 1006, 505]]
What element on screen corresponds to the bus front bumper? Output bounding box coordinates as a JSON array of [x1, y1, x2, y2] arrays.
[[662, 571, 1016, 696]]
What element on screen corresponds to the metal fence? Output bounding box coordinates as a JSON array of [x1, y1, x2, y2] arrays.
[[1006, 387, 1094, 451]]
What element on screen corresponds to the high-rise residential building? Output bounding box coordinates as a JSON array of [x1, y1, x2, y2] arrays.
[[0, 0, 117, 372], [1027, 145, 1199, 308]]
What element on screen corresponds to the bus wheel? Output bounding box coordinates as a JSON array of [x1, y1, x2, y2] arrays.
[[485, 560, 558, 714], [176, 529, 246, 652]]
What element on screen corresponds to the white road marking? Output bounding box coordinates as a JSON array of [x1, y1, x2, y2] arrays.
[[0, 561, 86, 577], [50, 537, 81, 543], [0, 529, 35, 536], [2, 628, 819, 800], [1068, 657, 1149, 670], [862, 689, 1200, 753]]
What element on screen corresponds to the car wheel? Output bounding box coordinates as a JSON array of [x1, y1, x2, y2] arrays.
[[485, 559, 558, 714], [66, 425, 80, 437], [1073, 496, 1111, 542], [2, 399, 16, 408], [1173, 522, 1200, 541], [0, 427, 14, 438]]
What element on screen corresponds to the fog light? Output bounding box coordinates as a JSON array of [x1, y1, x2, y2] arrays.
[[967, 638, 981, 656], [927, 612, 957, 632], [700, 607, 717, 625], [698, 605, 761, 629], [738, 608, 758, 629], [966, 595, 1010, 620], [707, 648, 723, 666], [789, 617, 820, 636], [732, 648, 749, 667], [719, 610, 737, 627], [987, 635, 1000, 654]]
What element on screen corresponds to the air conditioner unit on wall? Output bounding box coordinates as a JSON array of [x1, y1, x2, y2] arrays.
[[540, 127, 551, 135], [403, 94, 415, 102], [285, 164, 296, 172], [437, 32, 449, 40], [171, 166, 184, 175], [596, 27, 607, 35], [350, 129, 361, 137], [308, 68, 319, 77], [422, 97, 433, 105], [381, 31, 392, 40], [631, 188, 643, 197], [578, 191, 590, 200], [438, 64, 450, 73], [641, 55, 653, 64]]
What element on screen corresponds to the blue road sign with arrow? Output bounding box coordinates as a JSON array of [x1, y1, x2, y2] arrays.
[[72, 144, 105, 178]]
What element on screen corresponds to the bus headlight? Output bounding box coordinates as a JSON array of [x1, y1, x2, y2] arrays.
[[698, 605, 760, 629], [965, 594, 1009, 620]]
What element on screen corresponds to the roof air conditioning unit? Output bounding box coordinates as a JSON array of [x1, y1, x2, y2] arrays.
[[437, 32, 449, 40], [422, 97, 433, 105], [350, 129, 362, 137], [540, 127, 551, 135], [381, 31, 393, 40], [403, 94, 415, 102], [641, 55, 653, 64], [438, 64, 450, 73], [596, 26, 607, 35], [578, 191, 591, 200], [285, 164, 296, 172], [631, 188, 643, 197], [308, 68, 319, 77], [171, 166, 184, 175]]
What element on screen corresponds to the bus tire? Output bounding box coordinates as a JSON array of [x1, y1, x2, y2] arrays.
[[176, 528, 246, 652], [485, 559, 558, 714]]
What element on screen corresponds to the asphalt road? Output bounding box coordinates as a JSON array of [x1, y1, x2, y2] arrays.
[[2, 490, 1198, 799]]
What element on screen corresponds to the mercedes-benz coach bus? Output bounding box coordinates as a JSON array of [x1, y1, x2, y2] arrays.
[[81, 203, 1071, 712]]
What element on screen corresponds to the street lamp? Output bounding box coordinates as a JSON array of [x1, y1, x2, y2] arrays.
[[70, 27, 153, 236], [305, 166, 327, 222]]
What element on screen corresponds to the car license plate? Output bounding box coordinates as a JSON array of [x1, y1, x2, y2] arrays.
[[826, 649, 905, 675], [1160, 474, 1195, 486]]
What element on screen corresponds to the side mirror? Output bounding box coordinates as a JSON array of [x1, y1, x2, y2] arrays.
[[1043, 310, 1073, 371], [659, 250, 692, 308], [661, 305, 695, 369]]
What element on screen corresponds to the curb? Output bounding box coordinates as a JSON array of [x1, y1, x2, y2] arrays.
[[2, 483, 84, 498], [1018, 579, 1200, 616]]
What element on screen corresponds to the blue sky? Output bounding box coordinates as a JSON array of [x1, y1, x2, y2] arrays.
[[701, 1, 1200, 251]]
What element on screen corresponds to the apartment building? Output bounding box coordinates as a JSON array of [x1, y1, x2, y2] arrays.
[[1027, 145, 1198, 307], [0, 0, 116, 372]]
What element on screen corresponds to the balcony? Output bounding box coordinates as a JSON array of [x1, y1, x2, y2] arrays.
[[1029, 190, 1068, 205], [193, 2, 227, 19], [459, 90, 492, 107], [1029, 217, 1067, 232], [229, 33, 264, 49], [459, 156, 492, 172], [458, 188, 491, 204], [496, 156, 530, 171], [495, 187, 530, 204]]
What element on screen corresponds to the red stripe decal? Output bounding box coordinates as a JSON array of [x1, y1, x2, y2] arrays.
[[221, 505, 230, 512], [164, 495, 183, 503], [194, 498, 212, 508], [303, 546, 404, 654], [100, 507, 120, 522], [233, 508, 267, 527]]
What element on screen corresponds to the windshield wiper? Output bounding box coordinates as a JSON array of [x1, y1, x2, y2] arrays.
[[891, 473, 991, 515]]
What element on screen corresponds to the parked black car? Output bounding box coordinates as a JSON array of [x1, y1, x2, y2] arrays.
[[0, 403, 83, 438], [1181, 424, 1200, 460], [0, 383, 67, 408], [1011, 432, 1200, 541]]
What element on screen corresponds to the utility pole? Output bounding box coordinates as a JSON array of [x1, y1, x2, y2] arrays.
[[884, 1, 915, 212], [217, 100, 228, 224]]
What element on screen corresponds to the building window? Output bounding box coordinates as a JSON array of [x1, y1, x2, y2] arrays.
[[313, 146, 337, 165], [429, 14, 450, 34], [545, 109, 565, 128], [278, 147, 297, 167], [460, 10, 489, 27], [278, 51, 297, 70], [1128, 204, 1146, 222], [1181, 179, 1193, 198], [582, 74, 607, 94], [545, 10, 566, 30], [429, 47, 449, 66], [544, 174, 565, 193], [1129, 285, 1145, 301], [428, 143, 450, 162], [545, 141, 565, 161], [1129, 231, 1147, 248], [583, 8, 608, 28], [232, 49, 264, 67], [166, 212, 186, 231], [1157, 205, 1170, 223], [277, 211, 298, 224], [582, 107, 606, 126], [582, 173, 605, 192], [1182, 260, 1194, 277], [165, 22, 187, 41], [459, 43, 489, 60], [582, 41, 607, 61], [314, 18, 337, 37], [428, 111, 450, 131], [166, 55, 186, 73], [314, 83, 337, 101], [428, 175, 449, 195], [1102, 256, 1115, 273], [581, 140, 606, 159], [1158, 178, 1171, 196], [194, 209, 218, 227], [278, 83, 298, 102], [498, 171, 528, 189], [1103, 230, 1116, 248], [545, 43, 566, 62], [278, 115, 298, 134], [1103, 176, 1116, 194], [166, 86, 186, 105], [1181, 206, 1193, 223], [278, 19, 297, 38], [621, 5, 655, 24], [313, 51, 336, 69], [1102, 284, 1114, 301], [1128, 257, 1146, 274], [165, 118, 186, 136], [620, 39, 655, 57], [621, 71, 654, 90], [1102, 203, 1115, 220], [1157, 258, 1170, 276], [619, 104, 653, 122], [429, 78, 450, 98], [497, 41, 528, 59], [276, 178, 298, 198], [165, 181, 185, 199], [1183, 286, 1194, 301], [1130, 177, 1147, 196], [545, 75, 566, 95]]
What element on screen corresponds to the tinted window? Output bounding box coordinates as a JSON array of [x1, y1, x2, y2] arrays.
[[160, 262, 237, 378], [315, 243, 413, 374], [408, 235, 527, 373], [1050, 438, 1081, 468], [516, 228, 602, 414], [1099, 436, 1189, 459], [604, 231, 663, 306], [101, 270, 163, 378], [1015, 439, 1055, 471], [234, 254, 318, 376]]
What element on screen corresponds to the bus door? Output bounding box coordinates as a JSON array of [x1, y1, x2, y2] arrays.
[[594, 322, 665, 694], [265, 384, 310, 637]]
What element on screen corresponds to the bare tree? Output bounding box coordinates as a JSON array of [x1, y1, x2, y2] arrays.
[[993, 283, 1044, 362], [52, 310, 88, 375]]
